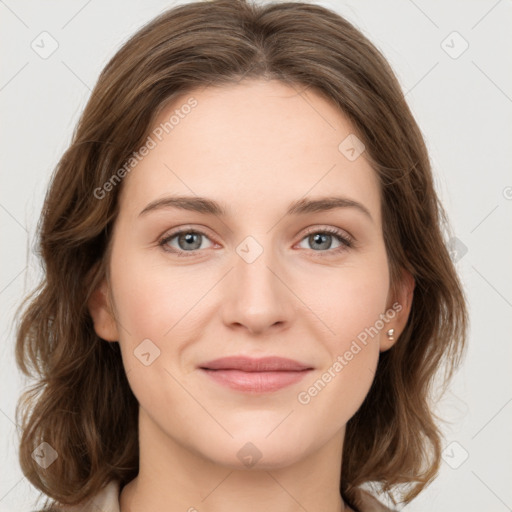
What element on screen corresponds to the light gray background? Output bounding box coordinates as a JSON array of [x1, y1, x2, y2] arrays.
[[1, 1, 511, 511]]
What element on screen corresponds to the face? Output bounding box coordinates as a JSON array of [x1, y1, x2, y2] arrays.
[[89, 79, 412, 471]]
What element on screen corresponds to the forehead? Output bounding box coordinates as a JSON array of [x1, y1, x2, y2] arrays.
[[118, 79, 381, 225]]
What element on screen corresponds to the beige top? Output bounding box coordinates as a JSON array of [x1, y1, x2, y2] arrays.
[[56, 480, 395, 512]]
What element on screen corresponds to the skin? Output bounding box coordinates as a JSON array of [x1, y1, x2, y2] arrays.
[[89, 79, 414, 512]]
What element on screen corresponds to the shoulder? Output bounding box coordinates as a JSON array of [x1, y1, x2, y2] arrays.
[[48, 480, 121, 512], [354, 489, 397, 512], [36, 481, 393, 512]]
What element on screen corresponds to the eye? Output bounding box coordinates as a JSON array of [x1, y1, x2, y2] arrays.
[[159, 229, 214, 256], [296, 227, 353, 255], [158, 226, 354, 257]]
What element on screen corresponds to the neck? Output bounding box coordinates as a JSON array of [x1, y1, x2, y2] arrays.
[[120, 409, 347, 512]]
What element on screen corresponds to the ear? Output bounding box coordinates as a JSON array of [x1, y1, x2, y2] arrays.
[[380, 268, 415, 352], [87, 278, 119, 342]]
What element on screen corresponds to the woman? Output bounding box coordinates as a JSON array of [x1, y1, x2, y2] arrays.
[[15, 1, 467, 511]]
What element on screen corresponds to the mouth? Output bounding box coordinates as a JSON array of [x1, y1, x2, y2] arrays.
[[198, 356, 313, 393]]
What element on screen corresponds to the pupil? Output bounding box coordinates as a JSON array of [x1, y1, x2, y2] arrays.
[[311, 233, 330, 250], [180, 232, 201, 250]]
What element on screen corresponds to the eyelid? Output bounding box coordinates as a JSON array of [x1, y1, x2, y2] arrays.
[[295, 225, 354, 255], [300, 225, 354, 244], [158, 225, 218, 254]]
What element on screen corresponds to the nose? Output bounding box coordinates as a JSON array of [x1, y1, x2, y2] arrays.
[[221, 244, 295, 336]]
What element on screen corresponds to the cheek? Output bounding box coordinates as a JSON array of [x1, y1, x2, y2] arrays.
[[295, 287, 385, 432], [108, 248, 210, 341], [331, 276, 389, 343], [298, 251, 390, 347], [294, 256, 389, 418], [107, 250, 200, 409]]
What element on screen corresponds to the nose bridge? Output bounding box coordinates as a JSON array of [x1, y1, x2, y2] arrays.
[[221, 234, 293, 334]]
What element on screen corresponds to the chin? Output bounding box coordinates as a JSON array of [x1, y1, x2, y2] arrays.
[[194, 430, 317, 471]]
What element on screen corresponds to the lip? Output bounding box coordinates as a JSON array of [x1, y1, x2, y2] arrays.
[[198, 356, 313, 393], [199, 356, 312, 372]]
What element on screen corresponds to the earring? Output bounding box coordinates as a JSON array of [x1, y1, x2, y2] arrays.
[[386, 328, 395, 341]]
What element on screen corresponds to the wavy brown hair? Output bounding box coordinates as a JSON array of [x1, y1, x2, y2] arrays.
[[15, 0, 467, 510]]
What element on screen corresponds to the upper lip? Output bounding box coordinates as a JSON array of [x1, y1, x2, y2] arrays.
[[199, 356, 312, 372]]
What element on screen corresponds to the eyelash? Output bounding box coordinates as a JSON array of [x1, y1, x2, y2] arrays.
[[158, 226, 354, 258]]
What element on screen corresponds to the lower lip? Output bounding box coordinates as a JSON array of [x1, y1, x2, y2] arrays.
[[200, 368, 312, 393]]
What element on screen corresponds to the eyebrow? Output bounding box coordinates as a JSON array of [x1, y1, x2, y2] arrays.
[[139, 195, 373, 222]]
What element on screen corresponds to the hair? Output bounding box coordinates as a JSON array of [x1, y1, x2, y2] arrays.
[[14, 0, 468, 510]]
